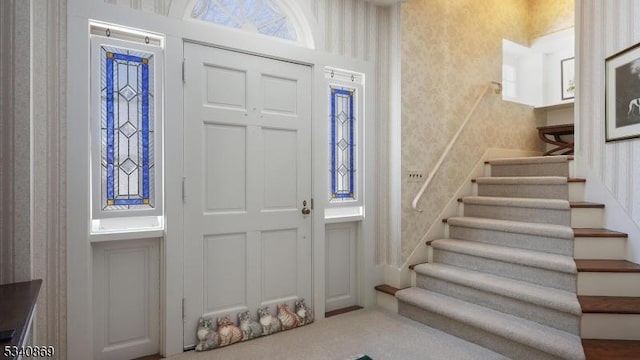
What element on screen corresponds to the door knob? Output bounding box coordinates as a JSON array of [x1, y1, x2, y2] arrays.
[[302, 200, 311, 215]]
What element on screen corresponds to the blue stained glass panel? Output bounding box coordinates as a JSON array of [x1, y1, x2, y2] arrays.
[[101, 46, 155, 211], [330, 87, 355, 200]]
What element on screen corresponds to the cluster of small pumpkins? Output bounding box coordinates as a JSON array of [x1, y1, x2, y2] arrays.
[[195, 299, 314, 351]]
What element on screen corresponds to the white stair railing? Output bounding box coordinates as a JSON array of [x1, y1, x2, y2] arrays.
[[412, 81, 502, 212]]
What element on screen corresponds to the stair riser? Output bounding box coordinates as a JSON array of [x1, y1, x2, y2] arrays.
[[433, 249, 576, 291], [571, 208, 604, 228], [490, 163, 569, 178], [416, 274, 580, 334], [376, 291, 398, 313], [477, 184, 568, 200], [574, 237, 627, 260], [463, 204, 571, 226], [473, 182, 584, 201], [398, 302, 570, 360], [568, 182, 585, 202], [578, 273, 640, 296], [581, 314, 640, 340], [447, 224, 573, 256]]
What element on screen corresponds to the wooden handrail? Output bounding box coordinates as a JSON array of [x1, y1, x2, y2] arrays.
[[412, 81, 502, 212]]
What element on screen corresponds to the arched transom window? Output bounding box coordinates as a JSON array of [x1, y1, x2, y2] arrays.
[[191, 0, 298, 42]]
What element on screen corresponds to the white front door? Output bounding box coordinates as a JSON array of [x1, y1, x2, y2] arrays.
[[182, 42, 313, 348]]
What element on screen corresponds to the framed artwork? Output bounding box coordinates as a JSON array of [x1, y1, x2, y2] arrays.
[[605, 42, 640, 142], [561, 57, 575, 100]]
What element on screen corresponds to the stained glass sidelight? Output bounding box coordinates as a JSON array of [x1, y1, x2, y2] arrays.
[[191, 0, 297, 41], [330, 87, 355, 200], [101, 45, 155, 211]]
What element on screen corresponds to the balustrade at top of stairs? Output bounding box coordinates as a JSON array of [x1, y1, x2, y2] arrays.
[[391, 155, 640, 360]]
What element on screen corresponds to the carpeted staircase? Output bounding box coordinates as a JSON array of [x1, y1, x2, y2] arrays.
[[396, 155, 586, 360]]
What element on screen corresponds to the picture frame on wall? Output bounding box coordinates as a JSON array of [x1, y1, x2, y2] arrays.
[[561, 57, 575, 100], [605, 42, 640, 142]]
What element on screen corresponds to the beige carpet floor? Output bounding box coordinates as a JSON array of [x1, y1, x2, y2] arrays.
[[169, 307, 508, 360]]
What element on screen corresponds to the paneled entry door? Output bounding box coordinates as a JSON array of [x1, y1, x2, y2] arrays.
[[183, 42, 312, 348]]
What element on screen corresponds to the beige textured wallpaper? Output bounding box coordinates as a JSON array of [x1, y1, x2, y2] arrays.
[[528, 0, 574, 42], [400, 0, 548, 263]]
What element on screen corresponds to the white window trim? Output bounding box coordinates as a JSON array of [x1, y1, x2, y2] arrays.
[[324, 67, 364, 217], [89, 31, 165, 232]]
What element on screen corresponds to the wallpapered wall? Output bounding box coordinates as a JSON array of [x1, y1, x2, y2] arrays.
[[400, 0, 550, 264], [577, 0, 640, 262], [529, 0, 574, 42]]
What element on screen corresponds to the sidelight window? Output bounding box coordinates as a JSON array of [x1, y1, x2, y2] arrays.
[[90, 23, 164, 232]]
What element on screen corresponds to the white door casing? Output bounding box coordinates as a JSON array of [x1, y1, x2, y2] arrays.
[[183, 42, 312, 348]]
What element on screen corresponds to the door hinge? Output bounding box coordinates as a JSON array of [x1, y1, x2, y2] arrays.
[[182, 298, 186, 322], [310, 198, 314, 210], [182, 58, 186, 83], [182, 177, 186, 203]]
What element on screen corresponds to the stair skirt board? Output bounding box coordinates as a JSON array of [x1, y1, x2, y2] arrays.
[[415, 272, 580, 334], [397, 301, 585, 360], [581, 314, 640, 340]]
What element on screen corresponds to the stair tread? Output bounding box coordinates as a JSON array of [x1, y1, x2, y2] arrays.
[[414, 263, 582, 315], [459, 197, 603, 209], [447, 216, 574, 239], [408, 262, 427, 270], [471, 176, 584, 183], [473, 176, 571, 184], [396, 287, 584, 360], [570, 202, 605, 208], [573, 228, 628, 238], [486, 155, 573, 165], [374, 284, 405, 296], [460, 196, 571, 209], [582, 339, 640, 359], [575, 260, 640, 273], [485, 156, 574, 164], [431, 239, 577, 274], [578, 296, 640, 314]]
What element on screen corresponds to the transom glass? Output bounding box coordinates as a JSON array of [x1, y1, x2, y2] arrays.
[[191, 0, 298, 41]]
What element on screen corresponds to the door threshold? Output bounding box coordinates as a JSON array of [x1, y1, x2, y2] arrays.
[[325, 305, 363, 318]]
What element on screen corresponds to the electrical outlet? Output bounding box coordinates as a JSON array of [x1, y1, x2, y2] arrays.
[[408, 169, 424, 183]]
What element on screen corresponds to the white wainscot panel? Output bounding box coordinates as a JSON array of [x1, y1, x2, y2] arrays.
[[263, 129, 297, 209], [92, 238, 160, 360], [325, 222, 357, 312], [205, 125, 247, 212], [204, 233, 248, 314], [261, 229, 298, 304]]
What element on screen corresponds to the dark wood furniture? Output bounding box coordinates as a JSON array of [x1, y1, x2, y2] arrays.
[[0, 279, 42, 358], [537, 123, 574, 155]]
